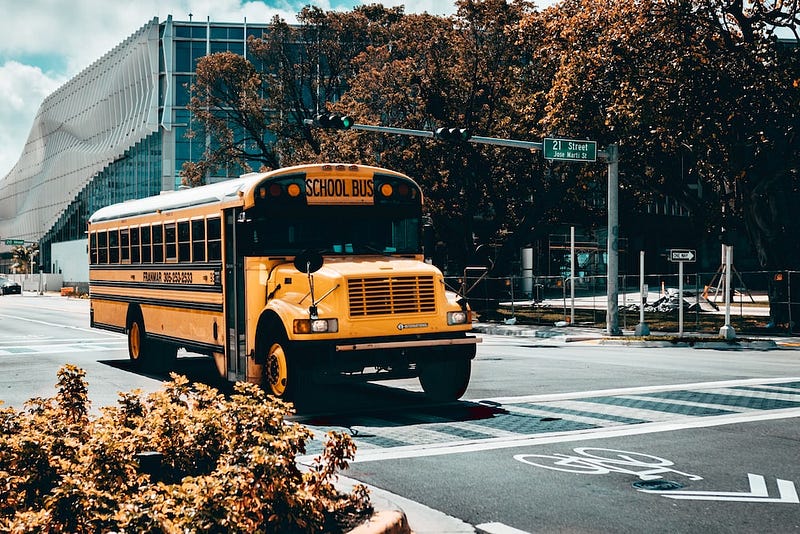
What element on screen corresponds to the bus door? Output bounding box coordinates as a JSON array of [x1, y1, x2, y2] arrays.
[[224, 207, 247, 382]]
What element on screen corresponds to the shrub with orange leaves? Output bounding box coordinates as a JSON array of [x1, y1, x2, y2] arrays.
[[0, 365, 371, 533]]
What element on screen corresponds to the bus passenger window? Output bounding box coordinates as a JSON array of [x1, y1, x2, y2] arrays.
[[109, 229, 120, 264], [130, 227, 140, 263], [165, 223, 177, 262], [120, 229, 130, 263], [207, 217, 221, 261], [98, 231, 108, 264], [141, 225, 152, 263], [178, 221, 190, 262], [192, 219, 206, 262], [89, 232, 98, 264], [152, 225, 164, 263]]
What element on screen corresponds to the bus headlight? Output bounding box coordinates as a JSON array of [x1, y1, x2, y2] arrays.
[[294, 318, 339, 334], [447, 311, 469, 325]]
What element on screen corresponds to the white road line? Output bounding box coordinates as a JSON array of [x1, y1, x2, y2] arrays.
[[685, 387, 800, 402], [0, 313, 123, 338], [472, 376, 800, 405], [476, 522, 532, 534], [332, 407, 800, 464], [502, 403, 626, 427], [539, 399, 693, 423], [619, 394, 747, 413]]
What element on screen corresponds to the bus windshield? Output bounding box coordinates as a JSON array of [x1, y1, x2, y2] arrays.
[[242, 206, 421, 256]]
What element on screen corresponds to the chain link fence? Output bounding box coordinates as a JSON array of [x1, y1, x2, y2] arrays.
[[448, 270, 800, 335]]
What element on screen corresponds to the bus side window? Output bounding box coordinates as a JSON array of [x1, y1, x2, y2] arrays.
[[120, 229, 130, 263], [192, 219, 206, 262], [152, 224, 164, 263], [207, 217, 221, 261], [165, 223, 177, 262], [141, 225, 152, 263], [130, 227, 140, 263], [89, 232, 98, 265], [109, 229, 120, 264], [98, 230, 108, 264], [178, 221, 190, 262]]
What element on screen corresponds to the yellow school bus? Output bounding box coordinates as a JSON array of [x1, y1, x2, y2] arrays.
[[88, 163, 480, 401]]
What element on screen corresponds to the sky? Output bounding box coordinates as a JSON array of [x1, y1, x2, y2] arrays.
[[0, 0, 469, 178]]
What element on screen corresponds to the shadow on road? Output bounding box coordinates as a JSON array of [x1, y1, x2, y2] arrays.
[[98, 355, 507, 426]]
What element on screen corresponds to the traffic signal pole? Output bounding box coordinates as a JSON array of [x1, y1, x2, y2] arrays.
[[306, 118, 621, 334]]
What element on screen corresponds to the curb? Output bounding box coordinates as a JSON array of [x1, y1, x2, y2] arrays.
[[347, 510, 411, 534], [471, 323, 785, 350]]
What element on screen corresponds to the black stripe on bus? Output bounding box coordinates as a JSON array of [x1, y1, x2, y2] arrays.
[[147, 333, 224, 355], [91, 322, 126, 334], [90, 293, 224, 313], [90, 280, 222, 293]]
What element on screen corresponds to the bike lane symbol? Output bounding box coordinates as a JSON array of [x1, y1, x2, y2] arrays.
[[513, 447, 703, 481], [515, 447, 799, 504]]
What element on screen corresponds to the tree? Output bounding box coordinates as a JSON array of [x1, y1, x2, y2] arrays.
[[185, 6, 405, 185], [517, 0, 800, 274], [11, 243, 37, 274], [184, 51, 273, 186], [341, 0, 535, 272]]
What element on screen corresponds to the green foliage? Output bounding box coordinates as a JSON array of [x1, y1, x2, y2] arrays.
[[0, 365, 371, 533]]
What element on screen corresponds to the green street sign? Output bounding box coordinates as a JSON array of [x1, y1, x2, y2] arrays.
[[4, 239, 24, 246], [543, 137, 597, 162]]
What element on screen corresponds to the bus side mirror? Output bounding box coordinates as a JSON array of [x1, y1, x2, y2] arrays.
[[293, 250, 324, 274]]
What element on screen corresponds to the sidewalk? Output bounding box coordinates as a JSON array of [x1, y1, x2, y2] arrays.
[[471, 321, 800, 349]]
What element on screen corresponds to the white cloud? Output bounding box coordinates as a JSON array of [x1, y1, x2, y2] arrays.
[[0, 61, 64, 179]]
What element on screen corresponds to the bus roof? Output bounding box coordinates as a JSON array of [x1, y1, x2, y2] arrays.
[[88, 163, 415, 224]]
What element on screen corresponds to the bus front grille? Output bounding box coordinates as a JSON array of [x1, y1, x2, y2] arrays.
[[348, 275, 436, 317]]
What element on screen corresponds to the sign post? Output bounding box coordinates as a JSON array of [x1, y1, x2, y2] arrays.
[[635, 251, 650, 336], [668, 249, 696, 336]]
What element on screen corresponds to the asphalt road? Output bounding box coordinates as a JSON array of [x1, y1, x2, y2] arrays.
[[1, 293, 799, 533]]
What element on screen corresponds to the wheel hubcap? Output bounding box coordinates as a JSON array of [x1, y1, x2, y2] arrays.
[[266, 343, 288, 396], [130, 322, 141, 359]]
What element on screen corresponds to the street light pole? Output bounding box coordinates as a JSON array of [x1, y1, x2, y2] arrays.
[[602, 144, 621, 335]]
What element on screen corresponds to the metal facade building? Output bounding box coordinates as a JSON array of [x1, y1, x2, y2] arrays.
[[0, 15, 271, 273]]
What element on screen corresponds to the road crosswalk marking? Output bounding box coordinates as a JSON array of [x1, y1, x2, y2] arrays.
[[299, 378, 800, 463]]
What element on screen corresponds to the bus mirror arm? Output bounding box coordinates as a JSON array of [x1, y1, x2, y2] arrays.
[[293, 250, 325, 320], [306, 266, 318, 320]]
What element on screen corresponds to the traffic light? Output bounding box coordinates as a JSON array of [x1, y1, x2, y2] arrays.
[[434, 126, 471, 143], [314, 113, 354, 130]]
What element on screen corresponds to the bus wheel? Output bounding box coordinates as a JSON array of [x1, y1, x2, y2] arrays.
[[127, 316, 148, 368], [418, 353, 472, 402], [265, 340, 290, 397]]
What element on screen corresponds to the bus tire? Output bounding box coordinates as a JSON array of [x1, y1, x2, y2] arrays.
[[261, 324, 304, 400], [418, 351, 472, 402], [127, 313, 149, 369]]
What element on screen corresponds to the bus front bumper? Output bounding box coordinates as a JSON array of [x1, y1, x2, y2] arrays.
[[335, 336, 481, 352]]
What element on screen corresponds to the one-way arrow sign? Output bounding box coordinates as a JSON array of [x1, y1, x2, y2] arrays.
[[669, 249, 696, 262], [638, 473, 799, 503]]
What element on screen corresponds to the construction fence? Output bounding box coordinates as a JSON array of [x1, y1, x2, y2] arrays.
[[449, 269, 800, 335]]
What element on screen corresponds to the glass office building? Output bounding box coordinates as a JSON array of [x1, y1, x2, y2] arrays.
[[0, 15, 272, 274]]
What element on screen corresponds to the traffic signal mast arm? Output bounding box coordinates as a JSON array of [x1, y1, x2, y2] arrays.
[[304, 116, 613, 161]]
